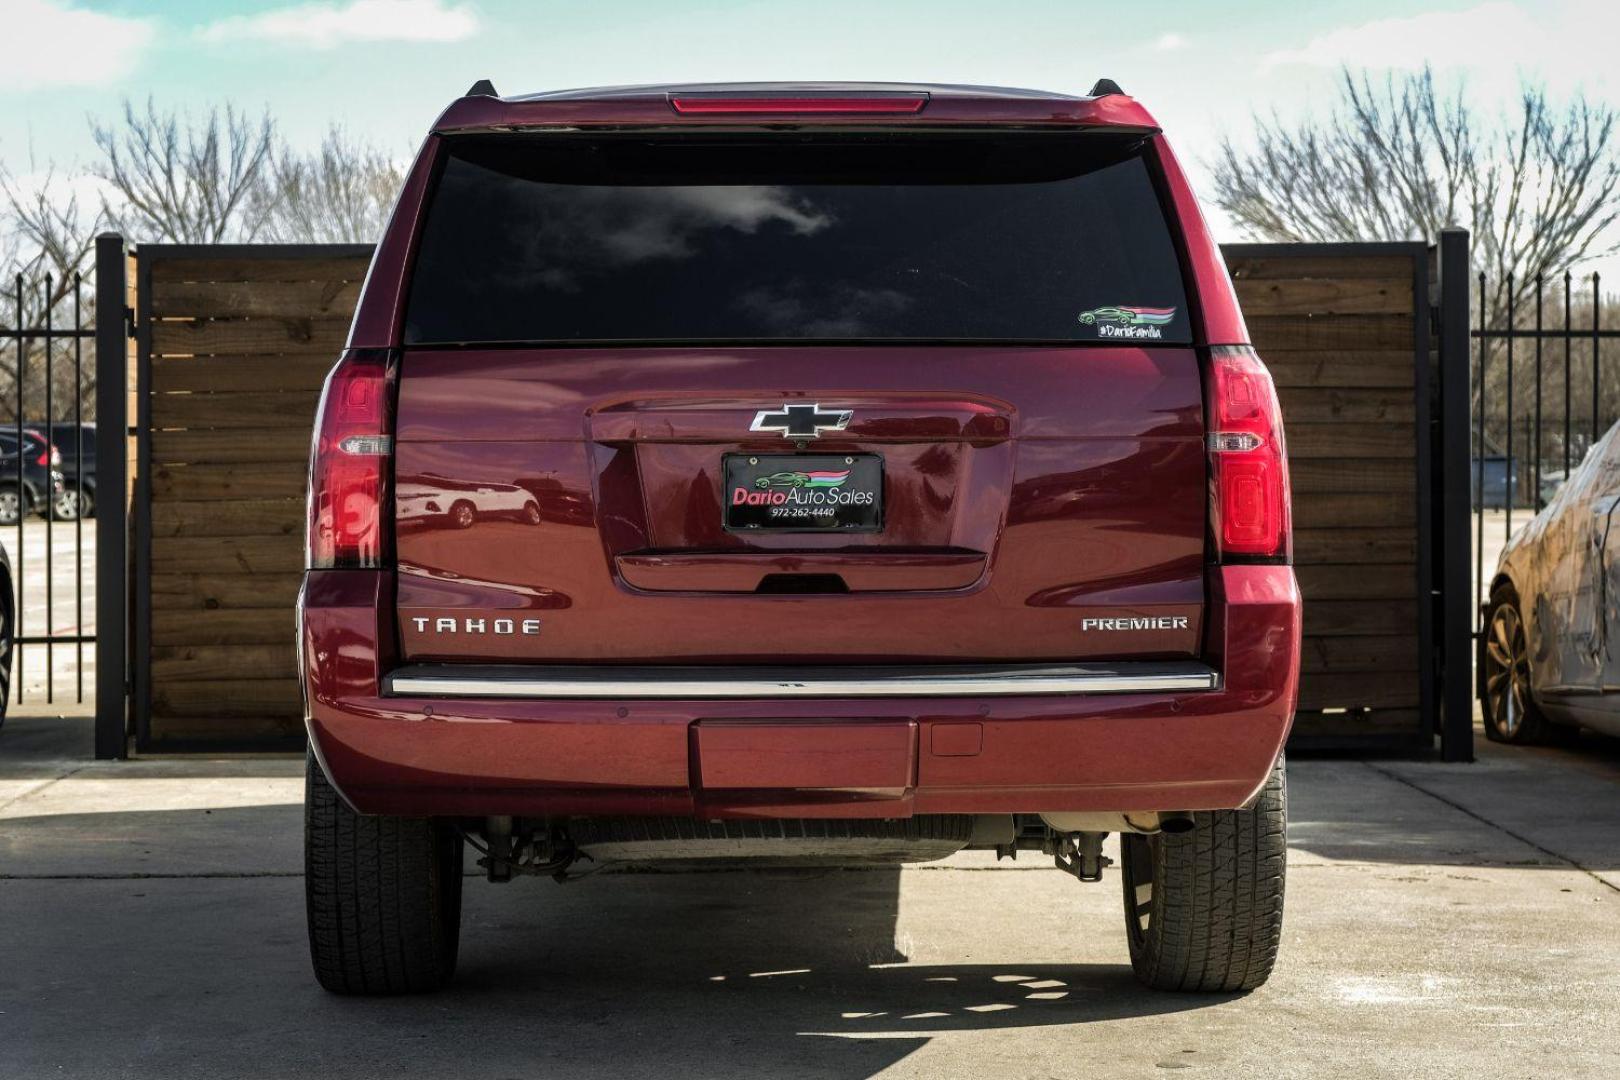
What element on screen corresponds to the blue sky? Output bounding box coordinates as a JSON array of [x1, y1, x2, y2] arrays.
[[4, 0, 1619, 244]]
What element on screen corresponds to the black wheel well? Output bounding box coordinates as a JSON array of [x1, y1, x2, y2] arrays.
[[1488, 573, 1516, 601]]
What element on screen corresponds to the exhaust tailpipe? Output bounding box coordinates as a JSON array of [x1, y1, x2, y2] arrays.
[[1158, 811, 1196, 834]]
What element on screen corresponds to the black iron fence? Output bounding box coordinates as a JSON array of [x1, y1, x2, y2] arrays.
[[1472, 268, 1619, 629], [0, 267, 96, 706]]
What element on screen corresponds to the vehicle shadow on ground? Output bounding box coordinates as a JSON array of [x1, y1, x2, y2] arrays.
[[1, 804, 1233, 1080]]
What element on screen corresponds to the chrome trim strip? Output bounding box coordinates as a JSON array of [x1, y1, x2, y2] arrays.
[[383, 662, 1219, 700]]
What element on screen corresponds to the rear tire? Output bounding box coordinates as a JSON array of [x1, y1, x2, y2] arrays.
[[304, 752, 464, 994], [1120, 753, 1287, 992]]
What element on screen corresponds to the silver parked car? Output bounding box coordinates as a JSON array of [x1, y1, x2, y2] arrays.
[[1484, 421, 1620, 742]]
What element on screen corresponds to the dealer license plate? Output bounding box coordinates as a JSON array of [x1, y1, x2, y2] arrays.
[[723, 454, 884, 532]]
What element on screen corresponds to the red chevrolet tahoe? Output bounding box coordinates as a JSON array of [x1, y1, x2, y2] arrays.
[[300, 80, 1301, 996]]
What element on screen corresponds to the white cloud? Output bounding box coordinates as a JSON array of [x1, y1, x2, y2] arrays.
[[1262, 3, 1534, 72], [1153, 33, 1186, 52], [0, 0, 154, 90], [199, 0, 479, 50], [1259, 1, 1620, 98]]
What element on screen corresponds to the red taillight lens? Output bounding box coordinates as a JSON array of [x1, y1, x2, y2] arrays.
[[307, 349, 396, 570], [1206, 346, 1291, 561], [669, 93, 929, 115], [34, 447, 49, 466]]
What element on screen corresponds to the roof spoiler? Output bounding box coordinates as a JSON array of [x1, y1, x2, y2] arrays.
[[1089, 78, 1124, 97], [466, 79, 498, 97]]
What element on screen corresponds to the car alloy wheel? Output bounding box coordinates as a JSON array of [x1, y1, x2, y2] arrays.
[[0, 490, 20, 526], [52, 489, 81, 521], [1484, 601, 1532, 739]]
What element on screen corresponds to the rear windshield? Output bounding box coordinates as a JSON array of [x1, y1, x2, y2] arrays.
[[404, 133, 1191, 345]]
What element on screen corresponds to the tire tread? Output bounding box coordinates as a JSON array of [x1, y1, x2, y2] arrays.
[[1123, 754, 1287, 992], [304, 753, 462, 994]]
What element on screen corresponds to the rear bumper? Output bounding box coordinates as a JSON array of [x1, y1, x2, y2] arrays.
[[302, 565, 1299, 818]]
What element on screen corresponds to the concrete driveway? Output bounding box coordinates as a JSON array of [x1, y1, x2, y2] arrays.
[[2, 715, 1617, 1079]]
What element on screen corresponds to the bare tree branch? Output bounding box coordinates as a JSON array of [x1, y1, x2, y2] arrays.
[[256, 126, 404, 244], [92, 97, 277, 243], [0, 163, 100, 420], [1213, 66, 1620, 329]]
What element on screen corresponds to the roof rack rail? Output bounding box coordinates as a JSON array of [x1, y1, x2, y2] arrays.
[[1089, 78, 1124, 97], [466, 79, 498, 97]]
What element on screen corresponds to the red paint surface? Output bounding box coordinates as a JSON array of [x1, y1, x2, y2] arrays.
[[693, 719, 918, 815], [303, 565, 1297, 817], [615, 551, 988, 592], [930, 722, 984, 757], [1150, 137, 1251, 346], [310, 82, 1293, 820], [391, 346, 1207, 663], [433, 84, 1160, 135]]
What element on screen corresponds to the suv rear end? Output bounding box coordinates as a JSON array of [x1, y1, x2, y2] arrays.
[[0, 429, 65, 524], [300, 81, 1300, 996]]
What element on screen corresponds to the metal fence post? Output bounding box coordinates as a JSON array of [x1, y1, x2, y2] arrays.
[[93, 234, 128, 760], [1436, 228, 1474, 762]]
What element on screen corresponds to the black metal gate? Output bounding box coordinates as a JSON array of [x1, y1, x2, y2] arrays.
[[0, 235, 130, 757], [1471, 264, 1620, 616], [0, 256, 96, 714]]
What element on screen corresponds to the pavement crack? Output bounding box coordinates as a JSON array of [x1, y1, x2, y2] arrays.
[[1359, 760, 1620, 894]]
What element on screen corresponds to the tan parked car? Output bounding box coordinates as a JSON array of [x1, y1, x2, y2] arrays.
[[1483, 420, 1620, 742]]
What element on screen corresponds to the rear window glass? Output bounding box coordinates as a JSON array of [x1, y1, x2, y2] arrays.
[[404, 133, 1191, 345]]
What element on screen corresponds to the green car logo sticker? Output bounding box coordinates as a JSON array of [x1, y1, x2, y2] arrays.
[[753, 469, 851, 490], [1077, 305, 1177, 340]]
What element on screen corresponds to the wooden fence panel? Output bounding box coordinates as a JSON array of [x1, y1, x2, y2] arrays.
[[1230, 246, 1432, 745], [132, 243, 1436, 750], [137, 246, 371, 747]]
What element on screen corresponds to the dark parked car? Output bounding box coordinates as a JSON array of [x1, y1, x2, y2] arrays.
[[1483, 420, 1620, 743], [301, 80, 1301, 996], [0, 429, 65, 525], [43, 422, 95, 521]]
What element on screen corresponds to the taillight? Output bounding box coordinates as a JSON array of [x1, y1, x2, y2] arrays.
[[1206, 345, 1291, 562], [34, 447, 49, 466], [307, 349, 396, 570]]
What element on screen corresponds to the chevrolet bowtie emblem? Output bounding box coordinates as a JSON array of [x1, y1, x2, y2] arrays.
[[749, 403, 853, 439]]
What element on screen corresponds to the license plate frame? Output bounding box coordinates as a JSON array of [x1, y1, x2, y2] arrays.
[[723, 453, 884, 533]]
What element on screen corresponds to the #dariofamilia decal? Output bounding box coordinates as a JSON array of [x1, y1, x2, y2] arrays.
[[1077, 305, 1177, 339]]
